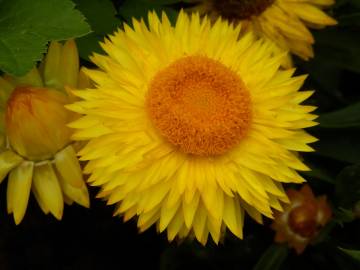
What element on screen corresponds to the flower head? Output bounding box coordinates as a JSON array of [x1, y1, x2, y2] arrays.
[[68, 11, 318, 244], [0, 40, 90, 224], [271, 184, 332, 254], [189, 0, 337, 67]]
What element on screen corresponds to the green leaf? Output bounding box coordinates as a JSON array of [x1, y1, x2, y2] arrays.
[[253, 245, 288, 270], [314, 28, 360, 73], [74, 0, 120, 34], [319, 102, 360, 128], [349, 0, 360, 9], [0, 0, 91, 76], [119, 0, 179, 25], [312, 221, 337, 245], [339, 12, 360, 26], [73, 0, 122, 60], [333, 208, 355, 225], [339, 248, 360, 262], [335, 0, 360, 10], [335, 164, 360, 208], [302, 163, 335, 184], [75, 33, 104, 61], [298, 56, 343, 101]]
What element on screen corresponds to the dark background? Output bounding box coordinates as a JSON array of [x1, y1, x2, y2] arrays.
[[0, 188, 359, 270], [1, 0, 360, 269]]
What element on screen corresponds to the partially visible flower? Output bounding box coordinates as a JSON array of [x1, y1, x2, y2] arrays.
[[271, 184, 332, 254], [0, 40, 90, 224], [188, 0, 337, 68]]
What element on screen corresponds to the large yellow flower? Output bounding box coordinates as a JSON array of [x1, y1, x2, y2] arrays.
[[68, 11, 317, 244], [0, 40, 90, 224], [189, 0, 337, 67]]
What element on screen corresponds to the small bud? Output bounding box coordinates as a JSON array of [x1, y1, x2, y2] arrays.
[[271, 185, 332, 254], [5, 87, 73, 161], [288, 203, 318, 238]]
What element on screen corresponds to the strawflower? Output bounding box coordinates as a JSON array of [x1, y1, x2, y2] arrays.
[[68, 11, 318, 244]]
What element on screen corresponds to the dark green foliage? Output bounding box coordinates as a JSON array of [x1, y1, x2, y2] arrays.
[[74, 0, 122, 60], [253, 245, 288, 270], [0, 0, 90, 76]]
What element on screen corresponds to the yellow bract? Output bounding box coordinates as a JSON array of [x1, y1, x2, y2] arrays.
[[68, 11, 317, 244], [0, 40, 90, 224]]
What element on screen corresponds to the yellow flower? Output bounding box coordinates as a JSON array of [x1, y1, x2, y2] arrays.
[[189, 0, 337, 67], [0, 40, 90, 224], [271, 184, 332, 254], [68, 11, 317, 244]]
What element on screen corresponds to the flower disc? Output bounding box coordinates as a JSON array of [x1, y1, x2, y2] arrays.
[[213, 0, 275, 20], [147, 55, 252, 156]]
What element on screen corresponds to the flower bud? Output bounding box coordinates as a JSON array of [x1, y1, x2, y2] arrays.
[[5, 86, 73, 161], [271, 185, 332, 254], [288, 203, 318, 238]]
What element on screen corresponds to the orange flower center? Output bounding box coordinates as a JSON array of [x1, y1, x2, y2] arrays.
[[147, 56, 252, 156], [213, 0, 275, 21], [288, 204, 318, 238]]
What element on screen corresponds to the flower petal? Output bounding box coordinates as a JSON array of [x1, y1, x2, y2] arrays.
[[54, 145, 84, 188], [0, 151, 23, 183], [7, 161, 34, 224], [33, 161, 64, 220]]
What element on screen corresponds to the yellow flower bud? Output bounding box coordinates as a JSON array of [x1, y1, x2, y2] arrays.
[[5, 86, 73, 161]]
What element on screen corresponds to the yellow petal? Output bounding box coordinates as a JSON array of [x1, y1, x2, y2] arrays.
[[0, 151, 23, 183], [60, 40, 79, 88], [223, 195, 244, 239], [159, 199, 181, 232], [58, 175, 90, 208], [192, 203, 207, 243], [207, 215, 221, 244], [31, 184, 49, 214], [289, 3, 337, 25], [137, 207, 159, 232], [43, 41, 62, 89], [78, 67, 92, 89], [7, 161, 34, 224], [54, 145, 84, 188], [183, 193, 200, 228], [33, 162, 64, 220], [63, 194, 74, 205], [167, 209, 184, 241]]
